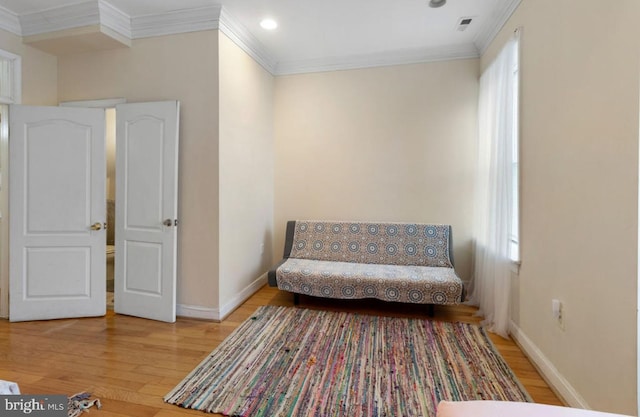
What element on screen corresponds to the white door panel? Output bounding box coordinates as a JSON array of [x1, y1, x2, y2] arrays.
[[114, 101, 179, 323], [9, 105, 106, 322]]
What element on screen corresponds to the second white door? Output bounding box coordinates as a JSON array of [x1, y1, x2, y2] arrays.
[[114, 101, 180, 323]]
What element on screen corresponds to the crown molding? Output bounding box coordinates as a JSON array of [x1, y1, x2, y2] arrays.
[[0, 5, 20, 36], [3, 0, 275, 75], [218, 8, 277, 74], [99, 0, 131, 39], [474, 0, 522, 54], [14, 1, 226, 42], [275, 43, 480, 76], [130, 5, 220, 39], [19, 1, 99, 37], [1, 0, 520, 76]]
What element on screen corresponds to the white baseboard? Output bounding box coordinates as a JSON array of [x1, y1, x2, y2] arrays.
[[176, 273, 267, 321], [509, 320, 590, 409], [176, 303, 218, 320], [218, 273, 268, 321]]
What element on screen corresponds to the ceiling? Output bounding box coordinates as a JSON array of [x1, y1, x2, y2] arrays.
[[0, 0, 521, 74]]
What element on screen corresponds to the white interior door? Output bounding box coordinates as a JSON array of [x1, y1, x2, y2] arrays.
[[9, 105, 106, 322], [114, 101, 179, 323]]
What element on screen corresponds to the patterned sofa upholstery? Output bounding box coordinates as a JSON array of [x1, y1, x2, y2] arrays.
[[268, 220, 464, 310]]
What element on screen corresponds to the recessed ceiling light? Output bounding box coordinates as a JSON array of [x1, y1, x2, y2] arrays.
[[429, 0, 446, 8], [260, 18, 278, 30]]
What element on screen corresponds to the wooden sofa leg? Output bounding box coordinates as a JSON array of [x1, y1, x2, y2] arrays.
[[293, 293, 300, 305], [426, 304, 434, 317]]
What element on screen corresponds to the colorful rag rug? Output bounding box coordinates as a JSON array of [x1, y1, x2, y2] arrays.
[[165, 306, 531, 417]]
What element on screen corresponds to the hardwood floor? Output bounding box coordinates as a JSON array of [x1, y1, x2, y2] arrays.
[[0, 285, 563, 416]]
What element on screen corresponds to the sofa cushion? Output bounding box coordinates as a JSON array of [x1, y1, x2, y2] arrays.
[[288, 221, 454, 268], [276, 258, 463, 305]]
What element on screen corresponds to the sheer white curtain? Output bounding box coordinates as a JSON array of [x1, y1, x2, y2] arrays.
[[469, 31, 520, 338]]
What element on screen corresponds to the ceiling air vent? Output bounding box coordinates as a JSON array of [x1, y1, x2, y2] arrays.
[[456, 17, 473, 31]]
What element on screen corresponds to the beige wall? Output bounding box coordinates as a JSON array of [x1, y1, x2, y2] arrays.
[[218, 33, 274, 311], [58, 31, 221, 309], [0, 29, 57, 105], [274, 60, 479, 282], [484, 0, 639, 413]]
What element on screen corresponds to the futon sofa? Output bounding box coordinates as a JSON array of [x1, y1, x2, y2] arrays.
[[268, 220, 465, 313]]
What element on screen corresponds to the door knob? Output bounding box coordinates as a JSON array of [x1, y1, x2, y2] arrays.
[[163, 219, 178, 227], [90, 222, 102, 231]]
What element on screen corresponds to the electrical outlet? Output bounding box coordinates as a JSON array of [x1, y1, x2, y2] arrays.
[[260, 243, 265, 255], [552, 299, 564, 330]]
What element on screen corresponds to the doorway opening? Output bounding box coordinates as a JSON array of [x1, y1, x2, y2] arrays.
[[60, 100, 123, 310], [105, 107, 116, 308]]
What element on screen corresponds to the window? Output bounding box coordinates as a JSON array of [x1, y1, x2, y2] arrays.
[[470, 29, 520, 336], [0, 48, 20, 104], [475, 31, 520, 263], [0, 48, 19, 318], [510, 40, 520, 262]]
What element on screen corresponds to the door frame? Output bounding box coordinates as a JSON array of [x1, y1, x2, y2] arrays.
[[60, 98, 127, 109], [0, 104, 10, 319], [0, 48, 21, 318]]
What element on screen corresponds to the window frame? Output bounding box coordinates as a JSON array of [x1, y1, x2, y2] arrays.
[[509, 32, 521, 264]]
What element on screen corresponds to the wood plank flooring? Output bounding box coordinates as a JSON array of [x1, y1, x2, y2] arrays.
[[0, 285, 563, 416]]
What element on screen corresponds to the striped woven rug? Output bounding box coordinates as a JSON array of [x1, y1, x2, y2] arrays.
[[165, 306, 531, 417]]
